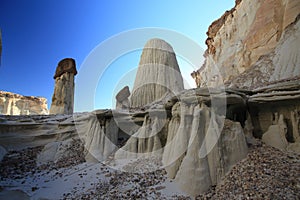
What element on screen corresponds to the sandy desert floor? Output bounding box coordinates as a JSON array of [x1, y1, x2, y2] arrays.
[[0, 138, 299, 200]]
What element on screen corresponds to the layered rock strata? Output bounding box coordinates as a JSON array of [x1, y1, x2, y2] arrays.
[[228, 14, 300, 88], [192, 0, 300, 88], [114, 87, 250, 196], [75, 111, 118, 162], [49, 58, 77, 115], [248, 80, 300, 152], [114, 110, 167, 159], [1, 81, 299, 196], [130, 39, 184, 107], [0, 91, 48, 115]]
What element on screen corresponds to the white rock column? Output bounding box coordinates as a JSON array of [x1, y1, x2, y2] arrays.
[[130, 38, 184, 107]]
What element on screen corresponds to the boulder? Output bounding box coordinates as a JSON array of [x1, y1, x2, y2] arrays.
[[36, 141, 60, 165], [115, 86, 130, 109], [262, 114, 289, 151], [116, 86, 130, 102]]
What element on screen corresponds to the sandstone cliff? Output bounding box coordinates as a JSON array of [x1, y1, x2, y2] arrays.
[[0, 91, 48, 115], [192, 0, 300, 88]]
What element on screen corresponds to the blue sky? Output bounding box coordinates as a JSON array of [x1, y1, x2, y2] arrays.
[[0, 0, 235, 111]]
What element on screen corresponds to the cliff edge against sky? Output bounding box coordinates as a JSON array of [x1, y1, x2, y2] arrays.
[[192, 0, 300, 89]]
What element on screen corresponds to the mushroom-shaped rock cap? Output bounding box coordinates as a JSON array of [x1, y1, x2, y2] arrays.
[[54, 58, 77, 79]]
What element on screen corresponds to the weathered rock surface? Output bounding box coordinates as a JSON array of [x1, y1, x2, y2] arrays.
[[53, 58, 77, 79], [161, 94, 248, 197], [115, 88, 250, 196], [1, 2, 300, 198], [162, 102, 193, 179], [36, 141, 61, 164], [115, 86, 130, 109], [114, 80, 300, 196], [192, 0, 300, 88], [50, 58, 77, 115], [262, 114, 289, 150], [248, 80, 300, 153], [0, 115, 76, 152], [130, 38, 184, 107], [1, 82, 299, 197], [114, 112, 166, 160], [0, 91, 48, 115], [228, 14, 300, 89], [175, 117, 248, 196], [0, 112, 119, 166], [75, 112, 118, 162], [270, 14, 300, 81]]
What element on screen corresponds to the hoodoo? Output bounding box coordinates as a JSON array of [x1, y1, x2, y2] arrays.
[[1, 1, 300, 199], [50, 58, 77, 115], [130, 38, 184, 107]]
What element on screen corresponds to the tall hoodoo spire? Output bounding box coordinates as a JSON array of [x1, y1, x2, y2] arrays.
[[130, 38, 184, 107]]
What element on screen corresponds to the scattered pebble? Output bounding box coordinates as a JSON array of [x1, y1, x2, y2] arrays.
[[1, 138, 299, 199]]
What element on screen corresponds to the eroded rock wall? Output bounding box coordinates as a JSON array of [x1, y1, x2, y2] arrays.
[[115, 89, 249, 196], [161, 94, 248, 196], [228, 14, 300, 88], [75, 112, 118, 162], [248, 81, 300, 152], [114, 113, 166, 160], [1, 81, 299, 196], [0, 91, 48, 115], [192, 0, 300, 88], [270, 15, 300, 81]]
